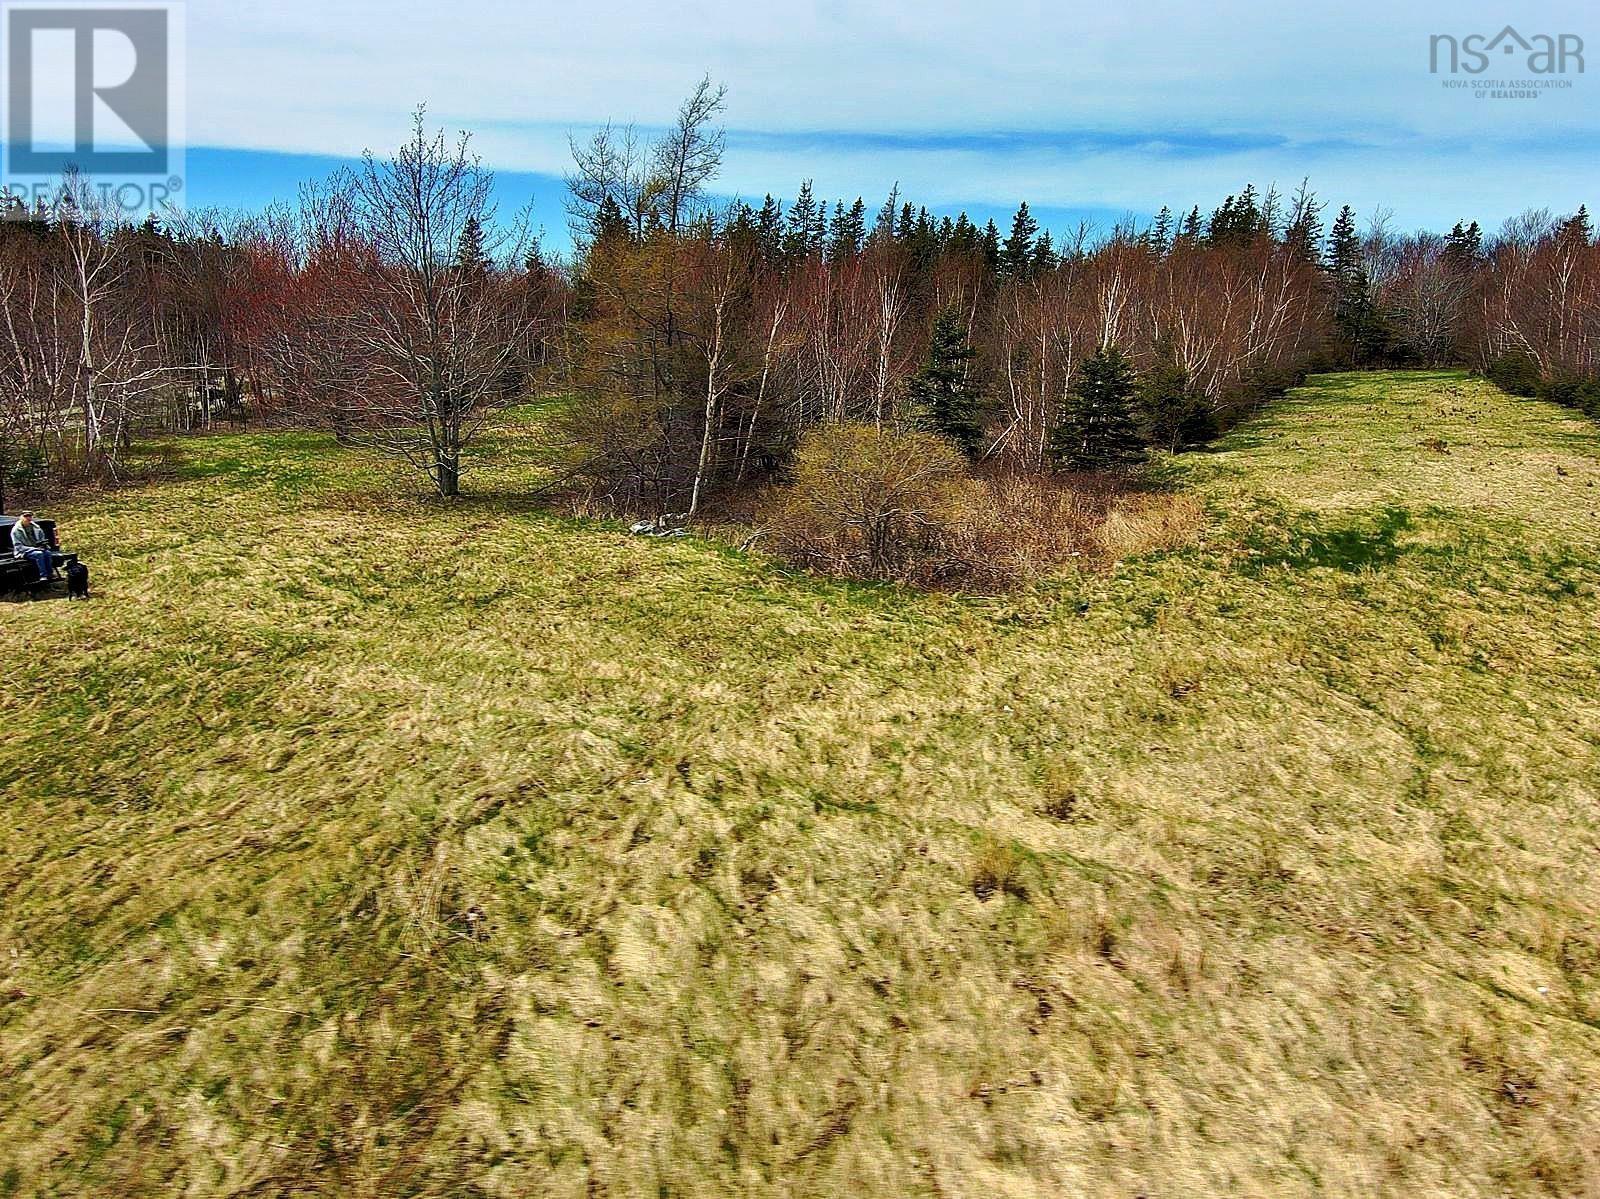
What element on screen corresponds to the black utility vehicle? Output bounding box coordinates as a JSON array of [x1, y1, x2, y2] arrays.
[[1, 514, 75, 591]]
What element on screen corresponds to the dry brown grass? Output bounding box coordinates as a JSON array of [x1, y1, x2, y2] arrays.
[[1097, 490, 1206, 559], [3, 374, 1600, 1197], [757, 432, 1206, 591]]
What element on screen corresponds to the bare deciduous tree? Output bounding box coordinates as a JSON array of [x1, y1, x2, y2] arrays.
[[332, 111, 539, 496], [653, 76, 728, 237]]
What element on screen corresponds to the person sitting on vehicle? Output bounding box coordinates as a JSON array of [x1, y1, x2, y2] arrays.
[[11, 511, 54, 584]]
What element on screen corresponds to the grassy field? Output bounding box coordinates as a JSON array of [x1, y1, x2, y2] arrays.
[[3, 370, 1600, 1197]]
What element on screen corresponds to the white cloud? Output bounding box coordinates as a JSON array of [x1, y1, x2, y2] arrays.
[[182, 0, 1600, 230]]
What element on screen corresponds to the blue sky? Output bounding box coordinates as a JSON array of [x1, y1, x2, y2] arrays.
[[100, 0, 1600, 254]]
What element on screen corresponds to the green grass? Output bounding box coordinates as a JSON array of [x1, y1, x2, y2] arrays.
[[4, 370, 1600, 1197]]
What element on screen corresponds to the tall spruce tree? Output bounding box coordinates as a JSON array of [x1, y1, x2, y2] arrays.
[[948, 213, 977, 253], [874, 184, 900, 242], [1326, 205, 1360, 274], [457, 215, 490, 277], [909, 307, 984, 456], [1207, 185, 1265, 247], [1282, 181, 1324, 264], [1030, 230, 1057, 274], [909, 207, 938, 271], [591, 195, 629, 245], [1234, 184, 1261, 239], [1148, 206, 1173, 253], [725, 201, 758, 248], [808, 196, 828, 255], [1050, 344, 1146, 470], [783, 181, 817, 260], [827, 197, 866, 260], [1560, 204, 1593, 246], [897, 202, 916, 241], [826, 201, 848, 259], [1326, 205, 1374, 361], [1207, 195, 1236, 245], [755, 195, 784, 264], [1443, 219, 1481, 270], [981, 219, 1001, 271], [1000, 201, 1039, 277]]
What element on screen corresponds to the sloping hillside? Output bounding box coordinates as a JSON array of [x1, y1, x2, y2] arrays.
[[3, 371, 1599, 1197]]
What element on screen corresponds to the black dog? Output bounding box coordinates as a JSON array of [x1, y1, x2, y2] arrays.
[[66, 559, 90, 599]]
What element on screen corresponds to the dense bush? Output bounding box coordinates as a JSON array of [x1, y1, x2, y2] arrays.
[[759, 422, 1202, 589], [1229, 363, 1310, 420], [1486, 351, 1542, 397], [1138, 363, 1214, 452], [1483, 353, 1600, 420], [1539, 373, 1600, 418], [760, 424, 972, 581]]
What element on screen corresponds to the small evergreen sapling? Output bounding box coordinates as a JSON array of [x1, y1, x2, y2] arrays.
[[1050, 344, 1146, 469], [909, 307, 984, 456]]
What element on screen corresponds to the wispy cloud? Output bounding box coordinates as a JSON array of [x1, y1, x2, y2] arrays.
[[171, 0, 1597, 243]]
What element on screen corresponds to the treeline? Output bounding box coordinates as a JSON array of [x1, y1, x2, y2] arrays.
[[0, 120, 562, 502], [2, 81, 1598, 515], [554, 83, 1600, 515], [559, 86, 1330, 513]]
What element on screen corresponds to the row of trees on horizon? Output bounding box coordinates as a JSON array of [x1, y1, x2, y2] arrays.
[[1, 80, 1598, 513]]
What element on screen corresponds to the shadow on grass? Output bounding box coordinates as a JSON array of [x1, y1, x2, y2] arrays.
[[1242, 505, 1414, 575], [0, 579, 75, 604]]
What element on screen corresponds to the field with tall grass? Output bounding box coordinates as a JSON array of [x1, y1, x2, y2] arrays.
[[4, 370, 1600, 1197]]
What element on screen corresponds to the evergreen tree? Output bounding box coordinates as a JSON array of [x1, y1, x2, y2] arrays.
[[457, 214, 490, 277], [981, 219, 1001, 271], [1179, 206, 1203, 243], [756, 194, 784, 266], [1207, 195, 1235, 245], [909, 208, 939, 271], [873, 184, 900, 242], [808, 196, 828, 255], [592, 195, 629, 245], [1443, 220, 1482, 270], [1326, 205, 1376, 363], [1235, 184, 1261, 238], [1147, 206, 1173, 253], [897, 201, 916, 241], [685, 211, 717, 242], [909, 307, 984, 456], [1030, 230, 1057, 274], [1326, 204, 1361, 277], [725, 201, 758, 248], [131, 212, 171, 268], [948, 213, 977, 253], [999, 201, 1039, 277], [1049, 344, 1146, 470], [1207, 185, 1263, 247], [1260, 183, 1283, 238], [1560, 204, 1593, 246], [826, 201, 848, 259], [1282, 182, 1324, 264], [827, 197, 866, 261], [783, 181, 817, 260], [1138, 357, 1216, 451]]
